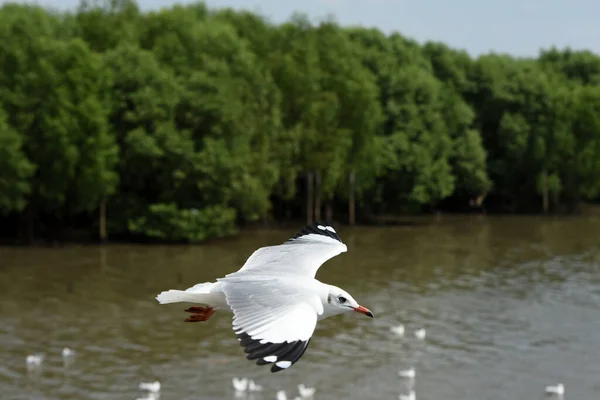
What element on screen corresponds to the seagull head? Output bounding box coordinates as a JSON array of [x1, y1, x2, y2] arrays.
[[327, 286, 374, 318]]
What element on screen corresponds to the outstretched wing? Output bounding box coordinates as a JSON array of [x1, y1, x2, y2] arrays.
[[218, 277, 323, 373], [229, 222, 347, 279]]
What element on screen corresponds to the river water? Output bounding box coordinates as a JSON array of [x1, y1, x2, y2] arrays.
[[1, 216, 600, 400]]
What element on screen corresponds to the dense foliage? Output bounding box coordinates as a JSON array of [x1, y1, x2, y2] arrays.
[[1, 1, 600, 243]]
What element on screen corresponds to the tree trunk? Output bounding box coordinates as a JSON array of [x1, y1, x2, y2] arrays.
[[348, 170, 356, 226], [99, 198, 107, 243], [306, 172, 314, 224], [542, 169, 549, 214], [314, 170, 321, 222]]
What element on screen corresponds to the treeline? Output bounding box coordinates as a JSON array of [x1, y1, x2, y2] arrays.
[[1, 0, 600, 243]]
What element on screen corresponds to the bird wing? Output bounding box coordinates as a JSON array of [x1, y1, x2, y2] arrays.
[[217, 277, 324, 373], [228, 222, 347, 279]]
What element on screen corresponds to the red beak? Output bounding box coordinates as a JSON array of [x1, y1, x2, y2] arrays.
[[352, 305, 374, 318]]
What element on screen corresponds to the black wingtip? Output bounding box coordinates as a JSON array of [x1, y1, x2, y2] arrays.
[[237, 332, 311, 373], [287, 221, 343, 243]]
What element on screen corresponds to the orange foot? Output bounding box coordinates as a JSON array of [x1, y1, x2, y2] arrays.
[[184, 306, 216, 322]]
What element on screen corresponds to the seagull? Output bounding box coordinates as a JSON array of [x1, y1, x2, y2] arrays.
[[138, 381, 161, 393], [399, 390, 416, 400], [62, 347, 75, 366], [297, 383, 316, 397], [232, 377, 248, 392], [26, 354, 44, 369], [248, 379, 263, 392], [156, 222, 374, 373], [398, 367, 415, 379], [390, 324, 405, 336], [545, 383, 564, 396], [414, 328, 426, 340]]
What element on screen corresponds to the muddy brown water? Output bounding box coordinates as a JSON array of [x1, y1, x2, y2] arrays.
[[2, 216, 600, 400]]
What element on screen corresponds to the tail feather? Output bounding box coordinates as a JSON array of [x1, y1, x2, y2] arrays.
[[156, 282, 216, 305]]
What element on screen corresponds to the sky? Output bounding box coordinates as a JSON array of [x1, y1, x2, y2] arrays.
[[3, 0, 599, 57]]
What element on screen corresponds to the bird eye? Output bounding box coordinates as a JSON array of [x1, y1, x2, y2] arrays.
[[338, 296, 347, 303]]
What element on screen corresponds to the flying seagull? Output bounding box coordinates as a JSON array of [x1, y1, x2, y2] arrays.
[[156, 222, 374, 373]]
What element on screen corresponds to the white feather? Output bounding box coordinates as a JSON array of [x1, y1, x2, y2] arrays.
[[230, 232, 347, 279], [219, 278, 323, 343], [155, 282, 227, 309]]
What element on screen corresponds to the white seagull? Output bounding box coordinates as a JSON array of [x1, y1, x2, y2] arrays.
[[138, 381, 161, 393], [398, 367, 415, 379], [545, 383, 564, 396], [297, 383, 316, 397], [156, 222, 374, 373], [390, 324, 405, 336]]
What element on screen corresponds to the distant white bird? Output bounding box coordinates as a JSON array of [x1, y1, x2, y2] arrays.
[[399, 390, 416, 400], [26, 354, 44, 368], [157, 222, 374, 373], [298, 383, 316, 397], [248, 379, 262, 392], [414, 328, 426, 340], [138, 381, 161, 393], [62, 347, 74, 358], [398, 367, 416, 379], [545, 383, 564, 396], [62, 347, 75, 366], [232, 377, 248, 392], [390, 324, 405, 336]]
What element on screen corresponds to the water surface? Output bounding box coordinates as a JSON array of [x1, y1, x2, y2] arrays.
[[2, 216, 600, 400]]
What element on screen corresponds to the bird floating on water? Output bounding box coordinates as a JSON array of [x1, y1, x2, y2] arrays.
[[157, 222, 374, 373], [62, 347, 75, 366], [398, 367, 416, 379], [138, 381, 161, 393], [390, 324, 405, 337], [297, 383, 316, 398], [414, 328, 426, 340], [545, 383, 564, 396], [232, 377, 248, 392], [248, 379, 263, 392], [26, 354, 44, 369], [399, 390, 416, 400]]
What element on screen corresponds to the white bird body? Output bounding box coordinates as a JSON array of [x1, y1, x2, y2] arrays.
[[545, 383, 564, 396], [297, 383, 316, 397], [232, 377, 248, 392], [157, 222, 374, 373], [398, 367, 416, 379], [248, 379, 262, 392], [399, 390, 416, 400], [414, 328, 426, 340], [138, 381, 161, 393], [62, 347, 74, 358], [390, 324, 405, 336], [26, 354, 44, 367]]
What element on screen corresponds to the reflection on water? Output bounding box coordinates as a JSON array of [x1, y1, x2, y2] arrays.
[[1, 216, 600, 400]]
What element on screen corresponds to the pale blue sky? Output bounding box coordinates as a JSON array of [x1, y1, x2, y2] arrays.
[[3, 0, 599, 56]]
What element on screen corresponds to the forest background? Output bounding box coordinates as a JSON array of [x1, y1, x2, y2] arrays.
[[1, 0, 600, 243]]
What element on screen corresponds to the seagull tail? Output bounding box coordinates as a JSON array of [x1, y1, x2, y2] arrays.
[[156, 282, 216, 304]]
